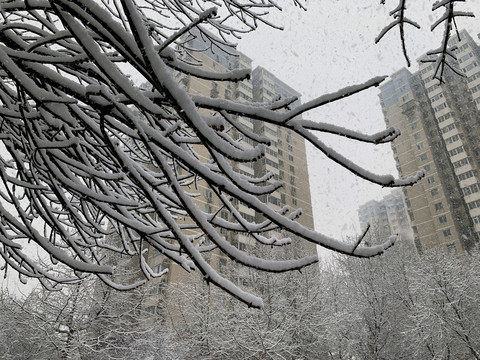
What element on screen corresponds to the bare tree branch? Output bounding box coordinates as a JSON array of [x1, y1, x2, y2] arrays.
[[376, 0, 421, 67], [0, 0, 422, 307], [420, 0, 475, 81]]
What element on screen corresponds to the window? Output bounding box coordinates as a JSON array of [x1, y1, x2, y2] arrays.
[[443, 229, 452, 237], [291, 187, 296, 196], [427, 176, 435, 184], [238, 242, 248, 251], [205, 189, 213, 202], [220, 210, 229, 220], [424, 164, 431, 172], [464, 61, 478, 72], [420, 153, 428, 161], [265, 148, 278, 157], [288, 155, 294, 161], [204, 204, 212, 213], [292, 198, 297, 206], [264, 89, 274, 97], [458, 170, 475, 181], [441, 123, 456, 134], [267, 195, 280, 206], [287, 144, 293, 151], [411, 122, 418, 130], [427, 83, 440, 93], [470, 83, 480, 94], [420, 64, 433, 75], [453, 158, 469, 168], [434, 102, 447, 112], [434, 202, 443, 211], [431, 93, 443, 102], [439, 215, 447, 223], [262, 126, 277, 137], [413, 132, 421, 140], [472, 215, 480, 224], [240, 212, 254, 222], [431, 188, 439, 196], [263, 158, 279, 169], [468, 199, 480, 210], [278, 149, 283, 156], [290, 175, 295, 185], [437, 112, 451, 123], [448, 145, 464, 156], [289, 165, 295, 173], [462, 183, 480, 196], [445, 134, 460, 144], [417, 143, 425, 150], [238, 90, 252, 102], [467, 71, 480, 83]]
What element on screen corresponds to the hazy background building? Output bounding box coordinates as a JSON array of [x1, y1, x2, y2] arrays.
[[379, 30, 480, 254], [358, 189, 412, 243]]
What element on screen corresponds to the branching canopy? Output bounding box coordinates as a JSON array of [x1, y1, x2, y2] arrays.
[[378, 0, 475, 80], [0, 0, 432, 307]]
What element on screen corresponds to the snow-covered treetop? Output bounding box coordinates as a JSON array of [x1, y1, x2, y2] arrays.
[[0, 0, 425, 308]]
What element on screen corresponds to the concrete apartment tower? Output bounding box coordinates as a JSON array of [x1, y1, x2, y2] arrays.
[[358, 189, 413, 244], [379, 30, 480, 254], [251, 66, 314, 231], [142, 31, 316, 312]]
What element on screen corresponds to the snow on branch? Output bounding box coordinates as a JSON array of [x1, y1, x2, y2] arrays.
[[0, 0, 422, 308], [376, 0, 420, 67], [420, 0, 475, 82]]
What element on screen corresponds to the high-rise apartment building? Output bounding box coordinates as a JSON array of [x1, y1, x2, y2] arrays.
[[142, 31, 315, 312], [379, 30, 480, 254], [251, 66, 313, 230], [358, 189, 412, 243]]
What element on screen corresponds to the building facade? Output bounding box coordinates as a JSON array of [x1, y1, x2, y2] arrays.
[[142, 31, 316, 312], [379, 30, 480, 254], [358, 189, 412, 244]]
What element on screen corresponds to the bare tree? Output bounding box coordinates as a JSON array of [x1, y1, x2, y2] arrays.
[[319, 230, 419, 360], [164, 257, 323, 359], [406, 249, 480, 360], [0, 278, 171, 360], [0, 290, 57, 359], [3, 0, 474, 308], [315, 232, 480, 360]]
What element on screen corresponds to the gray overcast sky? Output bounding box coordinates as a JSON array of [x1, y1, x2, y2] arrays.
[[238, 1, 480, 250]]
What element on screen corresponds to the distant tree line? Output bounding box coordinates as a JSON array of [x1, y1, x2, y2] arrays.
[[2, 241, 479, 359]]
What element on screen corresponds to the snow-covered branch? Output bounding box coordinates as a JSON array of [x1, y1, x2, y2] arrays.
[[376, 0, 420, 67], [0, 0, 423, 308], [421, 0, 475, 81]]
